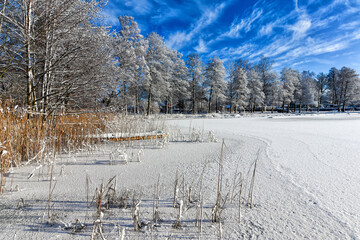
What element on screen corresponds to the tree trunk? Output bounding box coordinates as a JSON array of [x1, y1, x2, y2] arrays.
[[25, 0, 36, 111], [287, 102, 290, 113], [123, 81, 127, 114], [147, 89, 151, 116], [208, 87, 212, 113], [165, 99, 168, 114], [41, 11, 54, 114], [0, 0, 7, 33], [192, 74, 196, 114], [215, 98, 218, 113]]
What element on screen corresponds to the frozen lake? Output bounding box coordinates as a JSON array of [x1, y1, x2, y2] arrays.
[[173, 113, 360, 239], [1, 113, 360, 239]]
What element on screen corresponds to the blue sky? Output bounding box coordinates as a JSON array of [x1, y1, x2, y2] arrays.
[[102, 0, 360, 74]]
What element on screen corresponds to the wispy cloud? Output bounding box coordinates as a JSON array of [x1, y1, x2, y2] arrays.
[[259, 22, 276, 36], [194, 39, 209, 53], [104, 0, 360, 73], [101, 7, 122, 26], [124, 0, 152, 15], [220, 8, 263, 39], [288, 14, 312, 39], [165, 2, 227, 50], [151, 7, 181, 24], [208, 44, 255, 60]]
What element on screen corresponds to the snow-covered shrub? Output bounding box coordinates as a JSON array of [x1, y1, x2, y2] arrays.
[[208, 131, 218, 142]]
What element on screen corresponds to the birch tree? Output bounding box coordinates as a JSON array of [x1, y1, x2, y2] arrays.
[[0, 0, 114, 113]]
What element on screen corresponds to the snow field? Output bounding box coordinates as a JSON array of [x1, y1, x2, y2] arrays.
[[0, 113, 359, 239]]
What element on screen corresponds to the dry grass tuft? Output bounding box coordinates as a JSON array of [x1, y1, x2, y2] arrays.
[[0, 100, 109, 193]]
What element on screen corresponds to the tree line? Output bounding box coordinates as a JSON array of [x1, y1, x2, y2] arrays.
[[1, 2, 359, 115]]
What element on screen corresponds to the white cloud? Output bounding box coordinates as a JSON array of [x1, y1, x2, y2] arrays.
[[165, 2, 227, 50], [194, 39, 209, 53], [294, 0, 299, 11], [259, 22, 275, 36], [166, 32, 190, 50], [354, 30, 360, 40], [311, 42, 348, 55], [288, 15, 312, 39], [124, 0, 152, 15], [339, 21, 360, 30], [151, 8, 181, 24], [220, 8, 263, 39], [101, 8, 122, 26], [207, 44, 255, 60]]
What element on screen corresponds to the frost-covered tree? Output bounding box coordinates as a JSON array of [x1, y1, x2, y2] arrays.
[[233, 61, 249, 112], [116, 16, 148, 113], [165, 50, 189, 113], [205, 56, 226, 113], [299, 71, 315, 112], [338, 67, 359, 111], [268, 76, 281, 113], [226, 61, 236, 113], [186, 53, 204, 114], [256, 56, 275, 111], [315, 72, 328, 110], [327, 67, 340, 106], [227, 59, 251, 113], [280, 67, 300, 112], [248, 69, 264, 112], [0, 0, 114, 113], [144, 32, 170, 115]]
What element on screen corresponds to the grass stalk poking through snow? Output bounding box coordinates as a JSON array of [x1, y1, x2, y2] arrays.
[[153, 175, 161, 226], [248, 149, 260, 209], [173, 170, 179, 208], [212, 139, 225, 222]]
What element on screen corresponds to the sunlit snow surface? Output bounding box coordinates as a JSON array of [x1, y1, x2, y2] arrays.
[[1, 113, 359, 239], [172, 113, 360, 239]]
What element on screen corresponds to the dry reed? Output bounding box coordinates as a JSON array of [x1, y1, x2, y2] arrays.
[[0, 100, 109, 193]]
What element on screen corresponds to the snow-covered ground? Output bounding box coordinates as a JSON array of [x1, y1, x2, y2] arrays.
[[1, 113, 360, 239]]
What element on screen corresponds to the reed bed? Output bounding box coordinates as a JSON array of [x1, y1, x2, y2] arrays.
[[0, 101, 110, 193]]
